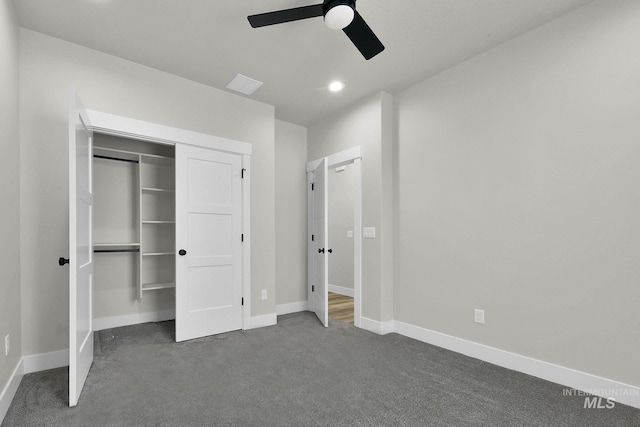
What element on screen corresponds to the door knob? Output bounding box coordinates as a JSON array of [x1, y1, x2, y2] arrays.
[[318, 248, 325, 254], [179, 249, 187, 256], [58, 257, 69, 266], [327, 249, 333, 254]]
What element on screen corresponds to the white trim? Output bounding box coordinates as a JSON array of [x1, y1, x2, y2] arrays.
[[93, 309, 175, 331], [352, 158, 362, 329], [86, 110, 252, 155], [276, 301, 309, 315], [393, 321, 640, 409], [244, 313, 278, 330], [328, 284, 354, 297], [22, 350, 70, 374], [307, 170, 315, 313], [360, 317, 394, 335], [0, 359, 23, 424], [306, 159, 321, 173], [306, 146, 362, 172], [242, 154, 252, 330]]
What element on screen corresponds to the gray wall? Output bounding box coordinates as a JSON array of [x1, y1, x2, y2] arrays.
[[308, 92, 394, 322], [274, 120, 308, 307], [328, 164, 354, 290], [19, 29, 276, 357], [394, 0, 640, 387], [0, 0, 21, 398]]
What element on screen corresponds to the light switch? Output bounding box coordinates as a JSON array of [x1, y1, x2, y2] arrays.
[[363, 227, 376, 239], [347, 230, 353, 238]]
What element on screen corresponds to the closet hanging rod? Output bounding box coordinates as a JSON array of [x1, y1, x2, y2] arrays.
[[94, 154, 139, 164], [94, 249, 140, 253]]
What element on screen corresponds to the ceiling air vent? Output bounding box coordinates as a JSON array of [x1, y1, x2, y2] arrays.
[[226, 74, 263, 96]]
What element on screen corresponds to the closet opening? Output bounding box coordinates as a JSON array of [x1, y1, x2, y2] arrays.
[[93, 134, 176, 329], [307, 146, 362, 328], [327, 163, 355, 324]]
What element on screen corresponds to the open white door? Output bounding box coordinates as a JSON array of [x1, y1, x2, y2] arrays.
[[310, 159, 329, 327], [68, 88, 94, 407], [175, 144, 243, 342]]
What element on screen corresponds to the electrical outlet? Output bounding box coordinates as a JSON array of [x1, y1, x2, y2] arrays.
[[347, 230, 353, 238], [474, 309, 485, 325], [4, 334, 9, 357], [261, 290, 267, 300]]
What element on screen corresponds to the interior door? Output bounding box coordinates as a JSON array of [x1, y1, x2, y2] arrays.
[[175, 144, 243, 342], [311, 159, 329, 327], [68, 88, 94, 407]]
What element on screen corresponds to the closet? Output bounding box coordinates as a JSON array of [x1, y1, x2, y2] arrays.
[[67, 94, 251, 406], [92, 134, 176, 319]]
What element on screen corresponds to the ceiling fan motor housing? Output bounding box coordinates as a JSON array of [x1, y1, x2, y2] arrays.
[[323, 0, 356, 30]]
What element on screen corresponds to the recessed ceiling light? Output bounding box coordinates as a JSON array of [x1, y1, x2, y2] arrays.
[[328, 81, 345, 92], [226, 74, 263, 96]]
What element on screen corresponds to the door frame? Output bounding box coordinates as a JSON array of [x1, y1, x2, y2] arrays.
[[306, 146, 362, 328], [84, 108, 253, 330]]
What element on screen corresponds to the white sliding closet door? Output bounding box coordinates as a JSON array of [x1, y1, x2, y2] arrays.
[[310, 159, 329, 327], [68, 88, 94, 407], [175, 144, 243, 342]]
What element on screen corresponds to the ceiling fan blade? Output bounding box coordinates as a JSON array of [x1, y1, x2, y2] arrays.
[[248, 4, 323, 28], [342, 11, 385, 60]]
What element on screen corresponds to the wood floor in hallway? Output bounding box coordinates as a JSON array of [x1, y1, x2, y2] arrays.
[[328, 292, 354, 324]]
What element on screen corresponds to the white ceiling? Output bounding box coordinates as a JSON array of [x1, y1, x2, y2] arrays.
[[14, 0, 595, 126]]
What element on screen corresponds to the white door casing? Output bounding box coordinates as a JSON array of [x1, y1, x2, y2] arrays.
[[310, 158, 329, 327], [307, 147, 362, 328], [175, 144, 244, 341], [68, 88, 94, 407], [84, 109, 252, 331]]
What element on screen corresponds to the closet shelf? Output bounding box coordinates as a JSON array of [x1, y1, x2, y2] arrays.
[[94, 146, 172, 163], [140, 154, 173, 167], [142, 282, 175, 291], [94, 243, 140, 248], [93, 146, 139, 163], [142, 187, 175, 194], [142, 252, 174, 257]]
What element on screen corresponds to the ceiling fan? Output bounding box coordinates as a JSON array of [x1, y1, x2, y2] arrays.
[[248, 0, 385, 60]]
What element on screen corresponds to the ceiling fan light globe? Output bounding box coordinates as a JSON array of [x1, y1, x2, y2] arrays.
[[324, 5, 355, 30]]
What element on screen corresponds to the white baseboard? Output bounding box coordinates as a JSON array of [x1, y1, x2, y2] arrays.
[[360, 317, 394, 335], [93, 309, 176, 331], [328, 284, 354, 297], [0, 359, 23, 425], [276, 301, 308, 315], [393, 321, 640, 409], [22, 349, 69, 374], [244, 313, 277, 330]]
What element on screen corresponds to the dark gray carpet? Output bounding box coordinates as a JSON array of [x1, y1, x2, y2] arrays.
[[2, 312, 639, 426]]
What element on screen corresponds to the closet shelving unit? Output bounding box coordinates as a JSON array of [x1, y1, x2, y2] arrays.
[[93, 145, 176, 301]]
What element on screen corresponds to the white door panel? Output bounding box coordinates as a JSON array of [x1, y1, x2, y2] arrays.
[[175, 145, 243, 341], [311, 159, 328, 327], [69, 88, 94, 407]]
